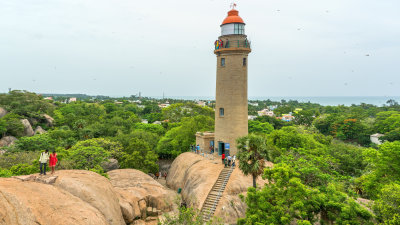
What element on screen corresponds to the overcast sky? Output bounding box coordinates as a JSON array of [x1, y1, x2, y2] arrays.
[[0, 0, 399, 97]]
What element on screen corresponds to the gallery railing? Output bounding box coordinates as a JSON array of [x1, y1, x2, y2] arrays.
[[214, 40, 251, 50]]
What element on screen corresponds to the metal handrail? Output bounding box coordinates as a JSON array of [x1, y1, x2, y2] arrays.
[[205, 166, 234, 221], [214, 40, 251, 50]]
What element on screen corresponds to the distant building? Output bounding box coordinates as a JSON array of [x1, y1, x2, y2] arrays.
[[153, 121, 162, 125], [248, 115, 257, 120], [196, 132, 215, 153], [269, 105, 278, 110], [249, 102, 259, 107], [44, 97, 53, 100], [69, 97, 77, 103], [141, 119, 148, 124], [282, 114, 295, 122], [294, 108, 303, 113], [115, 101, 123, 104], [258, 109, 274, 117], [158, 103, 170, 108], [197, 101, 206, 107], [370, 133, 384, 145]]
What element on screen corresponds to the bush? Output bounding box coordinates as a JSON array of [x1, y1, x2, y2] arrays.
[[0, 151, 40, 169], [15, 133, 58, 152], [0, 168, 12, 177], [9, 163, 38, 176], [67, 138, 122, 170]]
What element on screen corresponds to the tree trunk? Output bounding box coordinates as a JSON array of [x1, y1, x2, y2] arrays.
[[252, 174, 257, 188]]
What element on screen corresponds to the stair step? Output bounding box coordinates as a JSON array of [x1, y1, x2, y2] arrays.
[[200, 168, 234, 222]]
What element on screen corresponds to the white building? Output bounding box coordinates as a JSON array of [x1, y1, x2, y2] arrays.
[[248, 115, 257, 120], [197, 101, 206, 107], [370, 133, 384, 145], [257, 109, 274, 117]]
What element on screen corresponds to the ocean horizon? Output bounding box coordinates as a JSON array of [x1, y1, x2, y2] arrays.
[[150, 96, 400, 106]]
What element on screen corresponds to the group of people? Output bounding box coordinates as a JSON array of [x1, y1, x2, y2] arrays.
[[191, 144, 215, 154], [190, 144, 201, 154], [39, 150, 58, 175], [221, 153, 236, 167], [155, 171, 167, 180]]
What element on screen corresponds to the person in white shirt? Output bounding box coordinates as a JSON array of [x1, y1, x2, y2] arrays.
[[39, 150, 50, 175]]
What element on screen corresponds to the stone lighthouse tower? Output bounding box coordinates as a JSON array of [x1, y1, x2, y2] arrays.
[[214, 6, 251, 156]]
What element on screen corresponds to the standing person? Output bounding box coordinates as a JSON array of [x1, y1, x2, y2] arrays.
[[232, 155, 236, 167], [221, 153, 225, 165], [227, 155, 232, 166], [196, 144, 200, 154], [190, 145, 194, 152], [49, 150, 58, 175], [39, 150, 50, 175]]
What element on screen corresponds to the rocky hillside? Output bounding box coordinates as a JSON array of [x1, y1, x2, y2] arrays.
[[0, 169, 178, 225], [166, 152, 272, 224]]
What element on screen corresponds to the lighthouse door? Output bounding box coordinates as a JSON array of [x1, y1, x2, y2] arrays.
[[218, 142, 225, 156]]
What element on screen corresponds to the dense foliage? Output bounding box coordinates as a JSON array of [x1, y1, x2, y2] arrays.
[[1, 91, 399, 224]]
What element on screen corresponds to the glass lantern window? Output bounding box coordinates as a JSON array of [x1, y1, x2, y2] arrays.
[[234, 24, 245, 34]]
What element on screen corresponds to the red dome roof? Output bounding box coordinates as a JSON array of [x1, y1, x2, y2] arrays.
[[222, 9, 245, 25]]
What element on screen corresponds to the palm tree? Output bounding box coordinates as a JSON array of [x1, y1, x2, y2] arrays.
[[236, 134, 270, 188]]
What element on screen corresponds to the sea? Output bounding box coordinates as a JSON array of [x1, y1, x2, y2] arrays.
[[152, 96, 400, 107]]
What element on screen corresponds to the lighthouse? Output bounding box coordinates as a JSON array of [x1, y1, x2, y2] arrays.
[[214, 6, 251, 156]]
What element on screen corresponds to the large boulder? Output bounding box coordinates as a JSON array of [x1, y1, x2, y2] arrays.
[[0, 178, 108, 225], [53, 170, 125, 225], [34, 126, 47, 135], [0, 136, 17, 147], [0, 107, 7, 118], [167, 152, 271, 224], [101, 158, 119, 172], [20, 119, 34, 137], [108, 169, 178, 223], [42, 114, 54, 127]]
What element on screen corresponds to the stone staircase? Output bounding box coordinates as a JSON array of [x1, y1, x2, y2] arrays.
[[200, 166, 234, 222]]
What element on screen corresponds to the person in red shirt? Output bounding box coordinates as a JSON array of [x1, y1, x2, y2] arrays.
[[49, 150, 58, 175], [221, 153, 225, 165]]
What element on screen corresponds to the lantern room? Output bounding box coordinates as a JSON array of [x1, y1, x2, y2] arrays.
[[220, 9, 245, 36]]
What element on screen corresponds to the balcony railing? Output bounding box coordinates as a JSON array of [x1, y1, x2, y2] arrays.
[[214, 39, 251, 50]]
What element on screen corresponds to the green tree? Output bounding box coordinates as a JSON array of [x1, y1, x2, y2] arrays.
[[1, 113, 25, 137], [15, 133, 57, 152], [248, 120, 274, 134], [236, 134, 271, 188], [68, 138, 123, 170], [294, 110, 315, 126], [0, 119, 7, 137], [0, 90, 55, 118], [238, 163, 373, 225], [374, 111, 400, 134], [162, 103, 214, 123], [357, 141, 400, 199], [238, 164, 320, 225], [134, 123, 166, 135], [157, 115, 214, 158], [327, 141, 366, 177], [373, 183, 400, 224], [255, 115, 290, 129], [380, 128, 400, 142]]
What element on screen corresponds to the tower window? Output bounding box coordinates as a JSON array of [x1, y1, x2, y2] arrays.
[[243, 58, 247, 66], [221, 58, 225, 66], [234, 24, 245, 34], [219, 108, 224, 116]]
